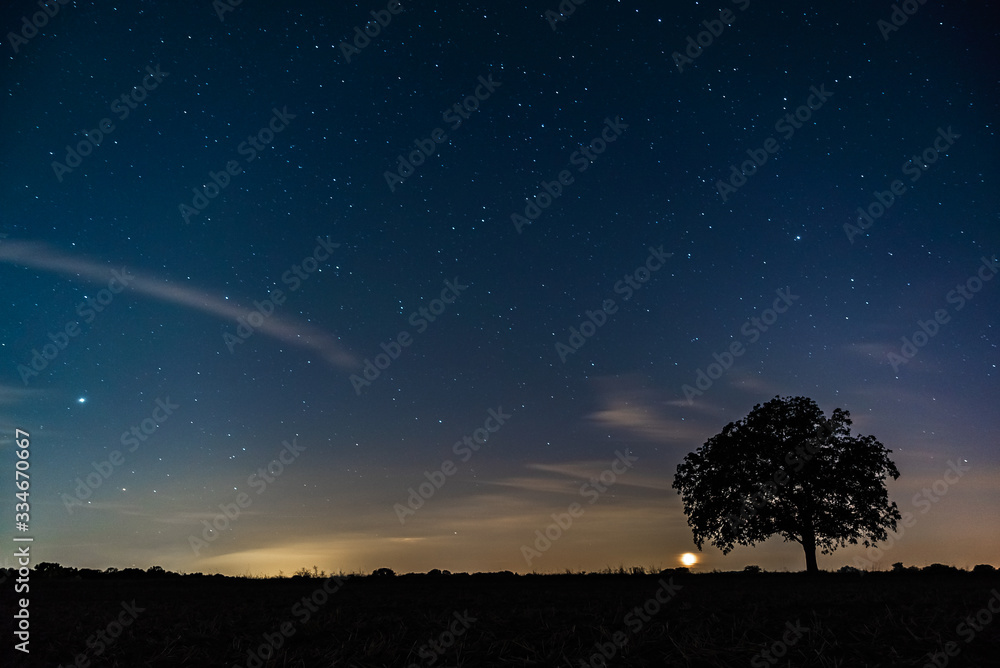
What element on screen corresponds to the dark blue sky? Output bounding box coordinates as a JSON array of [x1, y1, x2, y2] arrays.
[[1, 0, 997, 574]]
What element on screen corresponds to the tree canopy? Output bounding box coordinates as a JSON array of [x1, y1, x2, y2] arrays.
[[672, 395, 901, 572]]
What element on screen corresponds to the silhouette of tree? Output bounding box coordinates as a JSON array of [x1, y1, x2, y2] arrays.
[[35, 562, 75, 577], [672, 395, 901, 573], [35, 562, 62, 576]]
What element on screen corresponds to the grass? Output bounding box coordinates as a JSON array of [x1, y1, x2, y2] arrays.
[[8, 568, 1000, 667]]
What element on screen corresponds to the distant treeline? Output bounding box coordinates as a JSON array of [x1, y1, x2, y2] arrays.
[[1, 562, 997, 581]]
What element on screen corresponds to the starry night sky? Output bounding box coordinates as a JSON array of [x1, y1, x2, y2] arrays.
[[1, 0, 997, 575]]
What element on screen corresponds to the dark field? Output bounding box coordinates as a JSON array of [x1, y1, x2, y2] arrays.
[[6, 570, 1000, 667]]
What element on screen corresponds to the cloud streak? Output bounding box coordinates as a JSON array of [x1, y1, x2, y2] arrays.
[[0, 240, 357, 369]]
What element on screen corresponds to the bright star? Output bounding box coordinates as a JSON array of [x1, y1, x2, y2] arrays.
[[77, 397, 86, 404]]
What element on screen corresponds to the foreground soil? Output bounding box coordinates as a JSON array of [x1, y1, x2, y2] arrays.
[[5, 571, 1000, 667]]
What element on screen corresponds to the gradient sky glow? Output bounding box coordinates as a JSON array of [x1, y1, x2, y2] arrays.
[[1, 0, 998, 576]]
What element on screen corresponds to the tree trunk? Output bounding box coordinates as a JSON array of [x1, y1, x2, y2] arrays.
[[802, 526, 818, 573]]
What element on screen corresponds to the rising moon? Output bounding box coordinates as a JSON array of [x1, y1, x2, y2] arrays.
[[681, 552, 697, 567]]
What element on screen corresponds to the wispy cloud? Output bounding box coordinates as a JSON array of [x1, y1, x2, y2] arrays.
[[589, 402, 709, 443], [0, 240, 357, 368], [527, 461, 672, 491], [0, 384, 46, 406], [587, 374, 714, 444], [724, 370, 790, 398]]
